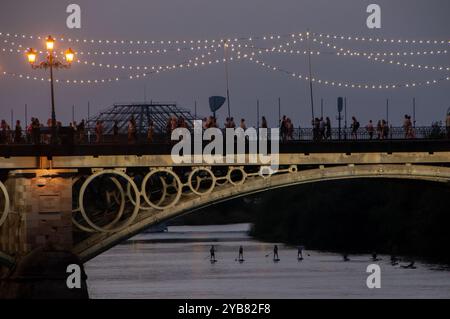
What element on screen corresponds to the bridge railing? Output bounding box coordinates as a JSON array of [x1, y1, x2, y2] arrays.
[[292, 125, 448, 141], [0, 125, 449, 145]]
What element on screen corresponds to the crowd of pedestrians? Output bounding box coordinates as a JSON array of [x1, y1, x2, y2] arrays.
[[311, 117, 332, 141], [0, 112, 449, 145]]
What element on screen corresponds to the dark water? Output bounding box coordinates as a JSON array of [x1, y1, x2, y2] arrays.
[[85, 224, 450, 299]]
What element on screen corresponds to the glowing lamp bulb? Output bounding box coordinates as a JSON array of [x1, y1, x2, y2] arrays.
[[46, 35, 55, 51], [27, 48, 37, 64], [65, 48, 75, 63]]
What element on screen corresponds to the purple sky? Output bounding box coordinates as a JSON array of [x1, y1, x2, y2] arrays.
[[0, 0, 449, 127]]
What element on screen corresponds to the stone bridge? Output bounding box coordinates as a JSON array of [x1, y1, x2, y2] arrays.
[[0, 140, 449, 267]]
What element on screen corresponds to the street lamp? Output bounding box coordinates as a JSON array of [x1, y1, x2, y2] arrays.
[[26, 35, 75, 144]]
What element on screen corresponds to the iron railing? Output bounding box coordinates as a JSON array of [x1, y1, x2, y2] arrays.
[[0, 125, 449, 145]]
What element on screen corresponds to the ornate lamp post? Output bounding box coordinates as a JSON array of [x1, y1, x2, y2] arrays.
[[26, 36, 75, 144]]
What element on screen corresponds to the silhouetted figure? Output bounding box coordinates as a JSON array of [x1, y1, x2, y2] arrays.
[[446, 112, 450, 139], [32, 118, 41, 145], [366, 120, 374, 140], [14, 120, 22, 144], [77, 120, 85, 144], [343, 253, 350, 262], [128, 116, 137, 144], [401, 261, 416, 269], [273, 245, 279, 261], [297, 245, 304, 260], [210, 245, 216, 262], [351, 117, 360, 140], [371, 252, 381, 262], [95, 121, 104, 144], [147, 120, 154, 143], [325, 117, 332, 140], [238, 246, 244, 261], [390, 255, 399, 266], [113, 120, 119, 143]]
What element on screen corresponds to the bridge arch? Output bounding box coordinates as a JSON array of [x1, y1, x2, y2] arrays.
[[0, 181, 10, 228], [74, 164, 450, 261]]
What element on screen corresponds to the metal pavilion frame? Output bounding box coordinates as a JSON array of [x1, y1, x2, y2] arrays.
[[86, 102, 199, 135]]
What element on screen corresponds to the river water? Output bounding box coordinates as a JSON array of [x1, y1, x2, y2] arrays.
[[85, 224, 450, 299]]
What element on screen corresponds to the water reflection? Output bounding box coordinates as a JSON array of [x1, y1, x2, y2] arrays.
[[85, 224, 450, 299]]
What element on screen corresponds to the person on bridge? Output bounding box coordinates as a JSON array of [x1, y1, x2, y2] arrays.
[[240, 119, 247, 130], [273, 245, 279, 261], [31, 118, 41, 145], [382, 120, 390, 139], [238, 246, 244, 261], [0, 120, 11, 144], [76, 120, 85, 144], [113, 120, 119, 143], [446, 111, 450, 139], [14, 120, 22, 144], [403, 115, 414, 139], [147, 120, 154, 143], [325, 117, 332, 140], [261, 116, 268, 129], [351, 117, 360, 140], [210, 245, 216, 262], [280, 116, 287, 142], [128, 116, 137, 144], [366, 120, 374, 140], [95, 121, 104, 144]]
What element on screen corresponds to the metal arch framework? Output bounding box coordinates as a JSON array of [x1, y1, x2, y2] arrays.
[[0, 181, 10, 228], [73, 163, 450, 262]]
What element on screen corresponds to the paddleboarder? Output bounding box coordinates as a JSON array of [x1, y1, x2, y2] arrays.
[[297, 245, 304, 260], [238, 246, 244, 262], [210, 245, 216, 262], [273, 245, 279, 261]]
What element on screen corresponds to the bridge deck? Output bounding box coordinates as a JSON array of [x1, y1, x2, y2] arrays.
[[1, 140, 449, 170], [1, 139, 449, 157]]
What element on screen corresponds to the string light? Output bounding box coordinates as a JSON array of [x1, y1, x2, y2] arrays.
[[0, 38, 224, 57], [312, 38, 450, 72], [313, 32, 450, 45], [2, 29, 448, 48], [247, 38, 449, 73], [245, 37, 450, 73], [74, 50, 219, 71], [0, 31, 306, 48], [0, 52, 229, 85], [237, 51, 450, 89]]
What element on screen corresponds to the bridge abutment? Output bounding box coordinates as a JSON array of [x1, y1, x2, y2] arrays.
[[0, 169, 88, 299], [1, 169, 74, 253]]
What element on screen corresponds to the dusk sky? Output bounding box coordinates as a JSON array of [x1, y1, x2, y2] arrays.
[[0, 0, 449, 127]]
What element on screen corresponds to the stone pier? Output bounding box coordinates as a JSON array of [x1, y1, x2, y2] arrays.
[[0, 169, 88, 299]]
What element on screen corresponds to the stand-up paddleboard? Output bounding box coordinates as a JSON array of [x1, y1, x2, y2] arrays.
[[210, 259, 218, 264], [239, 259, 245, 264], [273, 259, 280, 263], [298, 257, 304, 262]]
